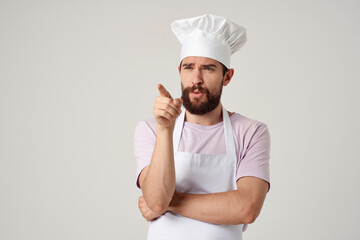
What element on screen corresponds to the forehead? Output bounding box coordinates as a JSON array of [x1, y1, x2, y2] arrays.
[[181, 56, 221, 66]]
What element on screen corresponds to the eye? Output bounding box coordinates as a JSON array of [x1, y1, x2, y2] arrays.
[[204, 67, 214, 71]]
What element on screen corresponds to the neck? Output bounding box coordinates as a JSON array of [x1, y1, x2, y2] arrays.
[[184, 103, 223, 126]]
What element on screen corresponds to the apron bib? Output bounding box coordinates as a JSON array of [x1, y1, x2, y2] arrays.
[[148, 105, 243, 240]]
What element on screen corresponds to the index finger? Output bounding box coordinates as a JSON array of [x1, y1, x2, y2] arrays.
[[157, 84, 172, 99]]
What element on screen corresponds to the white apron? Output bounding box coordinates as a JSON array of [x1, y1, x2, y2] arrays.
[[148, 105, 243, 240]]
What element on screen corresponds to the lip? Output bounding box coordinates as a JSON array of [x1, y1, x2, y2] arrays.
[[190, 92, 203, 98]]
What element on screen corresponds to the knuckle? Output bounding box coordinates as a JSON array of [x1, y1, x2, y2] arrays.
[[163, 98, 171, 104], [165, 112, 171, 119]]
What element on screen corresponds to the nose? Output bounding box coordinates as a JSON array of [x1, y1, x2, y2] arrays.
[[192, 69, 203, 85]]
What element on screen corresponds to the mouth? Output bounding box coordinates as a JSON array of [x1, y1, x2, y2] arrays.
[[190, 92, 203, 98], [189, 85, 205, 97], [190, 89, 204, 98]]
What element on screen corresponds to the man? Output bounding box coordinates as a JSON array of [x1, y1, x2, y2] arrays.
[[134, 14, 270, 240]]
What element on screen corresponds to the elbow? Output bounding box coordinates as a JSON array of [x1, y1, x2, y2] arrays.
[[243, 212, 258, 224], [142, 187, 174, 214], [235, 204, 260, 224], [147, 201, 168, 214]]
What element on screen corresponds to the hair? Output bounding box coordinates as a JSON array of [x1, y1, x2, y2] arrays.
[[179, 60, 229, 76], [221, 63, 229, 76]]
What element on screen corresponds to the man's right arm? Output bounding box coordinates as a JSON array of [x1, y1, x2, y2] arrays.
[[139, 84, 182, 214]]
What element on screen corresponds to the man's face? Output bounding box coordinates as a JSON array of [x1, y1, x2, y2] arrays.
[[179, 56, 225, 115]]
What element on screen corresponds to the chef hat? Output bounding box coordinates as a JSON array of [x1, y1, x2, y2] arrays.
[[171, 14, 247, 68]]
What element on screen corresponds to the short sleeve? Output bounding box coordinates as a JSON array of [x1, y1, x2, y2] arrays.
[[134, 120, 156, 188], [236, 122, 271, 190]]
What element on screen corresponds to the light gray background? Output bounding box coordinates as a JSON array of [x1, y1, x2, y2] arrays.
[[1, 0, 359, 239]]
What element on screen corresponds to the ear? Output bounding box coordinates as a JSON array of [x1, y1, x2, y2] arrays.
[[178, 66, 181, 74], [223, 69, 234, 86]]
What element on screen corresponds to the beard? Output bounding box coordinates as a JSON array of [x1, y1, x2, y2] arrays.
[[181, 81, 223, 115]]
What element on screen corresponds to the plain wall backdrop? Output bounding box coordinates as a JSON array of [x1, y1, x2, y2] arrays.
[[1, 0, 359, 239]]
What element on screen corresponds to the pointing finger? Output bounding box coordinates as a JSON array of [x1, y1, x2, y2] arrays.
[[157, 84, 172, 99]]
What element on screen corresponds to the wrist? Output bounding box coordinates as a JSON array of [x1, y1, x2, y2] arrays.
[[156, 124, 174, 133], [168, 192, 183, 212]]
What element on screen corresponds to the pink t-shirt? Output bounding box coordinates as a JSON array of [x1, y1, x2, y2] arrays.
[[134, 112, 270, 189]]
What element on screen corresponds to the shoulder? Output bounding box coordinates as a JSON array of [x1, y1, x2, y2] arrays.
[[230, 112, 269, 136], [134, 118, 157, 140]]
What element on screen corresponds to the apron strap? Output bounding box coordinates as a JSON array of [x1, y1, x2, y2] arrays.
[[173, 108, 185, 153], [222, 105, 237, 158]]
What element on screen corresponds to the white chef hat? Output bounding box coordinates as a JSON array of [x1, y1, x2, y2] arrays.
[[171, 14, 247, 68]]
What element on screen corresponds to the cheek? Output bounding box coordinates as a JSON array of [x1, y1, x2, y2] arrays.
[[180, 75, 192, 87], [207, 76, 223, 88], [180, 79, 189, 91]]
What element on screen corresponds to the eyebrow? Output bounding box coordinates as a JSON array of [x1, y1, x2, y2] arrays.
[[202, 64, 217, 68], [181, 63, 218, 68], [182, 63, 194, 68]]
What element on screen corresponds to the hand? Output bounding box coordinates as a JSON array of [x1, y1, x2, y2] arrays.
[[153, 84, 183, 129], [138, 195, 166, 221]]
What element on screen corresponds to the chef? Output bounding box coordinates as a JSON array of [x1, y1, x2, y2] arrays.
[[134, 14, 270, 240]]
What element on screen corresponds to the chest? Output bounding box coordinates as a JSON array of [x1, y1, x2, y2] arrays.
[[178, 124, 227, 154]]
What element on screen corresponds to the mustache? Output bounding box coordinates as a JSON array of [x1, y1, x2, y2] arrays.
[[190, 85, 204, 93]]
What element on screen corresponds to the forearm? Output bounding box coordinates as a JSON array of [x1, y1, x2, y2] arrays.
[[142, 126, 176, 213], [168, 191, 259, 225]]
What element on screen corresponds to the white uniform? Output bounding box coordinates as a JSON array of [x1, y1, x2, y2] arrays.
[[147, 106, 243, 240]]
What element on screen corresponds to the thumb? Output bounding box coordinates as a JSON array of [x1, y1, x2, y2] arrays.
[[173, 97, 183, 106], [157, 84, 172, 99]]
